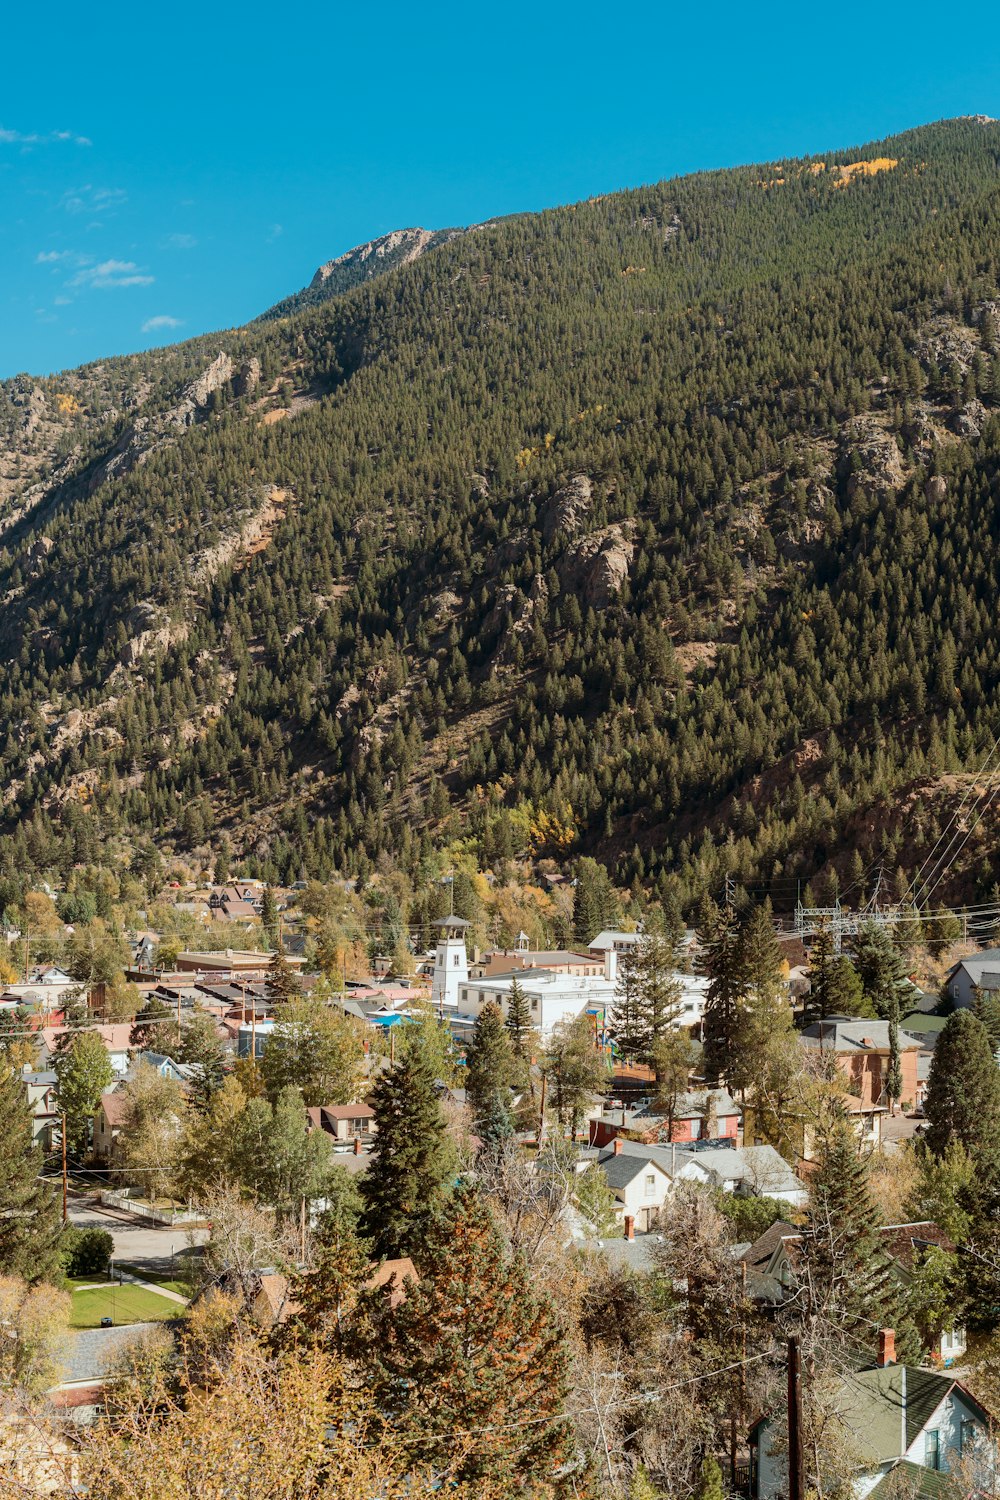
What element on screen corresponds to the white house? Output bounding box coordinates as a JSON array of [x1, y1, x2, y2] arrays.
[[751, 1348, 994, 1499], [593, 1140, 675, 1232], [430, 916, 470, 1013]]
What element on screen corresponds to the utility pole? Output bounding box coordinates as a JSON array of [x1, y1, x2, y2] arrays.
[[61, 1113, 68, 1223], [537, 1069, 547, 1146], [787, 1335, 804, 1500]]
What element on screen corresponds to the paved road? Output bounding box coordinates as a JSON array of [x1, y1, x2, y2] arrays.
[[67, 1196, 209, 1272]]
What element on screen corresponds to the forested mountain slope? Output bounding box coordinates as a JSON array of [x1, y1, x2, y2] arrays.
[[4, 117, 1000, 910]]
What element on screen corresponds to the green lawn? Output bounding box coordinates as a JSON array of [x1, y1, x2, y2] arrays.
[[69, 1283, 182, 1329], [114, 1264, 192, 1297]]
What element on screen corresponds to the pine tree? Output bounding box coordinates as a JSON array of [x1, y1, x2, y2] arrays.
[[610, 944, 646, 1061], [697, 897, 742, 1086], [0, 1064, 62, 1280], [634, 932, 683, 1070], [260, 885, 279, 950], [288, 1169, 369, 1355], [729, 901, 784, 1095], [853, 921, 907, 1019], [505, 976, 534, 1079], [466, 1001, 514, 1147], [360, 1046, 452, 1258], [925, 1010, 1000, 1169], [974, 989, 1000, 1054], [806, 921, 870, 1022], [361, 1187, 572, 1489], [798, 1122, 917, 1363], [572, 857, 616, 944], [266, 947, 301, 1005]]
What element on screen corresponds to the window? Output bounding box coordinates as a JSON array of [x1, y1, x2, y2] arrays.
[[961, 1418, 977, 1455], [925, 1431, 940, 1471], [453, 953, 460, 967], [644, 1174, 656, 1198]]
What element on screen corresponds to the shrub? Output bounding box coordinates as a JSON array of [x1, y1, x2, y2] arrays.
[[60, 1226, 114, 1278]]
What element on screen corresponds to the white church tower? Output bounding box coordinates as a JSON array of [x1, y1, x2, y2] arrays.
[[430, 915, 470, 1014]]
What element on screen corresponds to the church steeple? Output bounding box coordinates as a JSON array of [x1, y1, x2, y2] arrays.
[[430, 915, 470, 1013]]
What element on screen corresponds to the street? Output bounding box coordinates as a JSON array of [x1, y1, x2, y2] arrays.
[[67, 1196, 209, 1273]]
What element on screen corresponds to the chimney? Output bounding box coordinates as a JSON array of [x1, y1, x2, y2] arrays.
[[604, 948, 618, 984], [624, 1215, 635, 1241], [353, 1137, 362, 1156], [878, 1329, 896, 1367], [613, 1137, 624, 1155]]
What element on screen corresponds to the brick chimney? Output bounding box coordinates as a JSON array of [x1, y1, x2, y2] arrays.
[[353, 1136, 362, 1156], [624, 1215, 635, 1241], [878, 1329, 895, 1367], [613, 1137, 624, 1155]]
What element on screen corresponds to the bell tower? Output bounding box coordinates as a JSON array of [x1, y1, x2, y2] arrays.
[[430, 915, 470, 1013]]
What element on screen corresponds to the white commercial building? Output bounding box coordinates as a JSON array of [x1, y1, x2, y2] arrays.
[[457, 966, 616, 1039]]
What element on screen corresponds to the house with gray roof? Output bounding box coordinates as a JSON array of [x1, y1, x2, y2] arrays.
[[945, 947, 1000, 1009], [751, 1346, 994, 1499]]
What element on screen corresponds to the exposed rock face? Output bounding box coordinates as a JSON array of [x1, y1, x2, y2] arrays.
[[559, 524, 634, 607], [949, 399, 986, 439], [12, 387, 46, 437], [89, 352, 236, 491], [841, 416, 907, 497], [172, 352, 234, 427], [486, 575, 549, 644], [540, 475, 592, 543], [311, 229, 439, 285], [233, 357, 261, 399], [926, 475, 949, 503], [25, 535, 54, 577]]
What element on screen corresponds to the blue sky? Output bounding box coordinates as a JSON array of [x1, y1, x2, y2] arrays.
[[3, 0, 999, 378]]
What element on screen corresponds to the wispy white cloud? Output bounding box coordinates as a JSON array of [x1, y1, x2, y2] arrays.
[[266, 223, 283, 243], [70, 259, 154, 289], [62, 185, 127, 215], [142, 314, 182, 333], [0, 125, 91, 147], [166, 232, 197, 249], [36, 250, 76, 264]]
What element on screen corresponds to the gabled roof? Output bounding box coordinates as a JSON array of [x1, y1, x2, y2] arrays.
[[97, 1091, 129, 1128], [838, 1366, 981, 1460], [598, 1150, 672, 1191], [742, 1220, 797, 1273]]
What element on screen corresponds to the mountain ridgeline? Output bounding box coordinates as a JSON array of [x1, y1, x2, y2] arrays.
[[4, 118, 1000, 910]]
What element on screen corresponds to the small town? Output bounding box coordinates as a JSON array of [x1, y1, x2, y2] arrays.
[[7, 9, 1000, 1496], [0, 855, 996, 1497]]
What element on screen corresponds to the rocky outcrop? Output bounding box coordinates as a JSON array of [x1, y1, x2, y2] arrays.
[[948, 399, 987, 439], [169, 352, 234, 428], [25, 535, 54, 578], [486, 575, 549, 649], [558, 524, 634, 607], [11, 386, 46, 438], [89, 351, 237, 491], [233, 357, 261, 399], [841, 416, 907, 498], [119, 602, 188, 667], [312, 229, 440, 285], [926, 475, 949, 503], [540, 475, 593, 543]]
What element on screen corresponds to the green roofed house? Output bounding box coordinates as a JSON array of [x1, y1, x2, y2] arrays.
[[749, 1332, 995, 1499]]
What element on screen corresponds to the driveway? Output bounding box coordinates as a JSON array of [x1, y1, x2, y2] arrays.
[[67, 1196, 209, 1273]]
